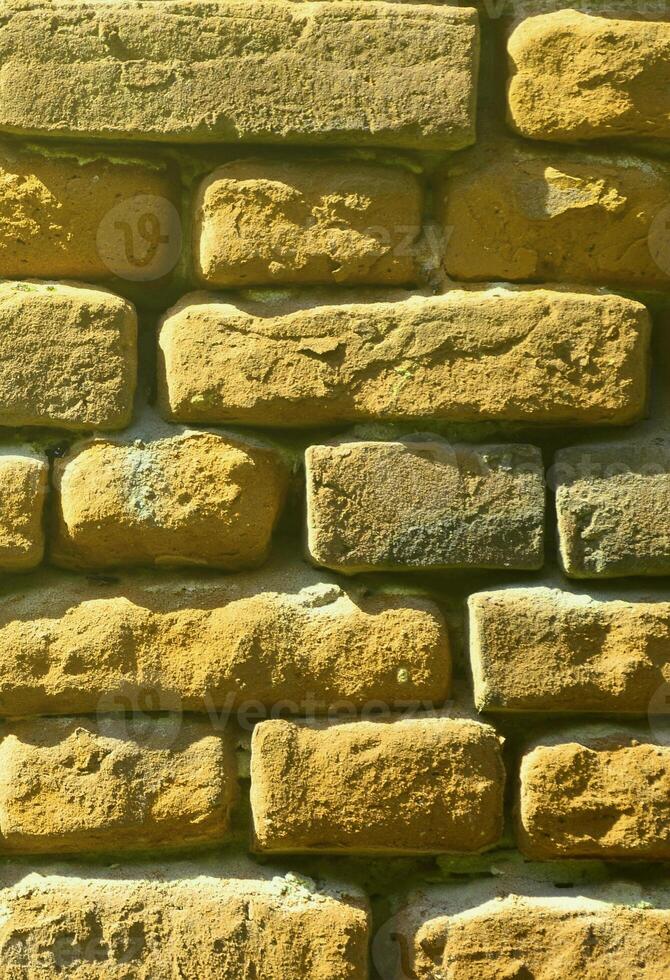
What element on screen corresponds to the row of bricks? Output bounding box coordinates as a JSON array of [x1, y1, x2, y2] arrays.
[[0, 712, 664, 861], [4, 138, 670, 291], [0, 563, 667, 717], [0, 860, 667, 978], [5, 424, 670, 579], [1, 5, 670, 153], [0, 280, 651, 431]]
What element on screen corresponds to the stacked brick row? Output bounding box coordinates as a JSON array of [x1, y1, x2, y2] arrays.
[[0, 0, 669, 977]]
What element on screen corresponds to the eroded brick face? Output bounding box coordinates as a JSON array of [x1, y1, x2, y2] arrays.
[[0, 1, 668, 975]]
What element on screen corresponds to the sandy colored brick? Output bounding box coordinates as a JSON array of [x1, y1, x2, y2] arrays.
[[390, 878, 670, 980], [306, 439, 545, 573], [0, 140, 179, 282], [518, 728, 670, 860], [0, 448, 47, 571], [0, 716, 236, 854], [194, 158, 422, 287], [507, 11, 670, 143], [440, 138, 670, 288], [0, 561, 449, 717], [157, 287, 650, 427], [250, 715, 505, 854], [0, 859, 369, 978], [469, 585, 670, 714], [0, 280, 136, 430], [555, 439, 670, 578], [0, 1, 479, 150], [51, 423, 288, 571]]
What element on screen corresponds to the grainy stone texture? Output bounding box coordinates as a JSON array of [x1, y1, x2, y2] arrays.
[[0, 0, 479, 150], [194, 159, 422, 287], [0, 716, 237, 854], [518, 728, 670, 860], [250, 715, 505, 854], [0, 140, 179, 282], [306, 439, 545, 573], [0, 448, 47, 571], [507, 11, 670, 142], [391, 878, 670, 980], [0, 280, 136, 430], [157, 287, 651, 427], [469, 585, 670, 714], [0, 860, 370, 978], [440, 139, 670, 287], [0, 561, 449, 716], [555, 440, 670, 578], [51, 425, 288, 571]]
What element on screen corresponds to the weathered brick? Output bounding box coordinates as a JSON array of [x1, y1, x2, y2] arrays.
[[306, 439, 545, 573], [389, 878, 670, 979], [469, 585, 670, 714], [0, 448, 47, 570], [508, 11, 670, 143], [0, 281, 136, 430], [157, 287, 650, 427], [440, 138, 670, 287], [51, 424, 289, 571], [518, 728, 670, 860], [0, 716, 237, 854], [0, 140, 179, 282], [0, 860, 369, 978], [0, 1, 479, 150], [250, 715, 505, 854], [0, 562, 449, 716], [194, 159, 422, 287], [555, 439, 670, 578]]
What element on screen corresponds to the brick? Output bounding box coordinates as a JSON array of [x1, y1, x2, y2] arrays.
[[0, 448, 47, 571], [507, 11, 670, 143], [0, 860, 369, 977], [0, 562, 449, 716], [0, 1, 479, 150], [555, 439, 670, 578], [0, 281, 136, 430], [157, 287, 650, 427], [194, 159, 422, 287], [440, 138, 670, 288], [518, 728, 670, 860], [0, 140, 179, 283], [250, 715, 505, 854], [0, 716, 237, 854], [51, 424, 289, 571], [306, 439, 545, 573], [469, 585, 670, 714], [390, 878, 670, 979]]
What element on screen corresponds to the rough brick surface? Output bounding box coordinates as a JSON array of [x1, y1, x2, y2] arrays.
[[0, 860, 370, 978], [51, 424, 288, 571], [0, 562, 449, 716], [469, 585, 670, 714], [194, 159, 422, 287], [440, 139, 670, 287], [0, 0, 479, 149], [0, 449, 47, 571], [0, 140, 178, 282], [250, 715, 505, 854], [507, 11, 670, 142], [306, 439, 545, 573], [0, 281, 136, 430], [157, 287, 650, 427], [518, 728, 670, 860], [392, 878, 670, 980], [0, 716, 237, 854]]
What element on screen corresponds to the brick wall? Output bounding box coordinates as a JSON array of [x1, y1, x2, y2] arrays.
[[0, 0, 669, 976]]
